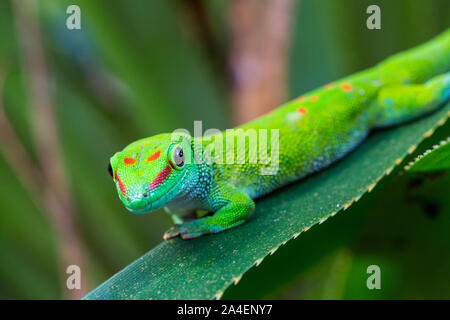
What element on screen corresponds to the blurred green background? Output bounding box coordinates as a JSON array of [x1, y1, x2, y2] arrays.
[[0, 0, 448, 299]]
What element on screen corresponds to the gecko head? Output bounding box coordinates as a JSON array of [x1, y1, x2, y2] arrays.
[[108, 133, 193, 213]]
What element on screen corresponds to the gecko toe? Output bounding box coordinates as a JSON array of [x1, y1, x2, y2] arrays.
[[180, 232, 203, 240], [163, 225, 182, 240], [164, 222, 210, 240]]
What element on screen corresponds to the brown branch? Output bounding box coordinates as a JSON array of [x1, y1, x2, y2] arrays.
[[0, 74, 43, 207], [11, 0, 88, 299], [230, 0, 294, 124], [178, 0, 229, 85]]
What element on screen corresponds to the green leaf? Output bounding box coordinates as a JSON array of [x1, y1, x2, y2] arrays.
[[84, 103, 450, 300], [224, 164, 450, 299], [405, 136, 450, 172]]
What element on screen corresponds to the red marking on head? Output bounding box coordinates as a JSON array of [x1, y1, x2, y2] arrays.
[[149, 165, 172, 191], [147, 150, 161, 162], [341, 83, 353, 92], [115, 172, 127, 196], [324, 82, 334, 88], [124, 157, 136, 165], [310, 95, 319, 102], [296, 95, 305, 101], [297, 107, 307, 114]]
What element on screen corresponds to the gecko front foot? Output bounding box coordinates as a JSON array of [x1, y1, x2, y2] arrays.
[[163, 186, 255, 240], [163, 221, 212, 240]]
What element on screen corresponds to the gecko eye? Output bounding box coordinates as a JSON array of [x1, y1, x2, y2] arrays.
[[168, 144, 185, 170], [108, 162, 114, 178]]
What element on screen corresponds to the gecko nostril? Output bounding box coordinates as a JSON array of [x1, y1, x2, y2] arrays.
[[143, 193, 148, 198]]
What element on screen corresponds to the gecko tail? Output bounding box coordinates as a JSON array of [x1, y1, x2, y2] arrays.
[[379, 28, 450, 84], [370, 72, 450, 128]]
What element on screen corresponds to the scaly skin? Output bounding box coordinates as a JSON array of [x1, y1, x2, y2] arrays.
[[109, 30, 450, 239]]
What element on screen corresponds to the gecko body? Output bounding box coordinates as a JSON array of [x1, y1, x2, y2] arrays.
[[109, 30, 450, 239]]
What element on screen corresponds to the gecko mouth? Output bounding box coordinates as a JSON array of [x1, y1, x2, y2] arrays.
[[124, 169, 188, 214]]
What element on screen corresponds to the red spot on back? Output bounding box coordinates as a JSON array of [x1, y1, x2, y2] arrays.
[[296, 95, 305, 101], [147, 150, 161, 162], [149, 165, 172, 190], [124, 157, 136, 165], [324, 82, 334, 88], [115, 172, 127, 196], [310, 95, 319, 102], [297, 107, 307, 114], [341, 83, 353, 92]]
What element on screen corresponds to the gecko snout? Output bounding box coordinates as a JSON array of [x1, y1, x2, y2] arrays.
[[127, 198, 148, 210]]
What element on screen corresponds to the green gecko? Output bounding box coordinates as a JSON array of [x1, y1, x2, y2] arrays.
[[108, 29, 450, 239]]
